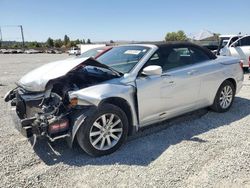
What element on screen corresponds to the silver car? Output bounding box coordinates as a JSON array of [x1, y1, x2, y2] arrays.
[[5, 42, 244, 156]]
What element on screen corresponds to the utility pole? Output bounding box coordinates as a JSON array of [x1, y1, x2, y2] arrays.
[[19, 25, 25, 50], [0, 27, 2, 48]]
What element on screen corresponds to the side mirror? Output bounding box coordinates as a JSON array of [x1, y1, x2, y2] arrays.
[[142, 65, 162, 76]]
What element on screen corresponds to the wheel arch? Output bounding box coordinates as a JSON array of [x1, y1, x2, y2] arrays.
[[100, 97, 135, 136], [210, 77, 237, 106], [210, 77, 236, 112], [225, 78, 236, 91]]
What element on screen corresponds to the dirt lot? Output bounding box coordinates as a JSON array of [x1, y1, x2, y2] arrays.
[[0, 54, 250, 188]]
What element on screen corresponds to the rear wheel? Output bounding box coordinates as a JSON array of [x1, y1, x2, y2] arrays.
[[211, 80, 235, 113], [76, 103, 128, 157]]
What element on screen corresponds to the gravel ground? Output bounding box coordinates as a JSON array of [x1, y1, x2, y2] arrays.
[[0, 54, 250, 188]]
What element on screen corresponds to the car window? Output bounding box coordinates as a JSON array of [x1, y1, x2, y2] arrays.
[[238, 36, 250, 46], [189, 47, 210, 63], [229, 37, 240, 46], [144, 46, 210, 72], [162, 47, 194, 70], [143, 47, 192, 71], [219, 37, 230, 48], [144, 52, 162, 67]]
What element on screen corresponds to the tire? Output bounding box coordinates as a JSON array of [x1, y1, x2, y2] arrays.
[[76, 103, 128, 157], [210, 80, 235, 113]]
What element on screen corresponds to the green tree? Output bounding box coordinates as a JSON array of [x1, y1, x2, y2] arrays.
[[69, 41, 76, 47], [82, 39, 86, 44], [11, 44, 19, 48], [35, 42, 41, 48], [75, 39, 81, 45], [110, 40, 114, 43], [46, 37, 54, 48], [54, 39, 63, 48], [165, 30, 187, 42], [64, 35, 70, 46], [87, 39, 91, 44], [28, 41, 41, 48]]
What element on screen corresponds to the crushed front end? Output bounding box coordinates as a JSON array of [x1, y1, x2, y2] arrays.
[[4, 58, 122, 144], [4, 57, 127, 149], [5, 87, 73, 141]]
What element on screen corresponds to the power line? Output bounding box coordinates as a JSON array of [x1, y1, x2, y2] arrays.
[[19, 25, 25, 49], [0, 27, 2, 47], [0, 28, 2, 40], [0, 25, 25, 49]]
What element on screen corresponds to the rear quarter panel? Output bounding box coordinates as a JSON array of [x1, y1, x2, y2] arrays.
[[199, 56, 243, 106]]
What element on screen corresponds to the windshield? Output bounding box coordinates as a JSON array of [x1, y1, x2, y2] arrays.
[[96, 46, 150, 73], [78, 48, 104, 58]]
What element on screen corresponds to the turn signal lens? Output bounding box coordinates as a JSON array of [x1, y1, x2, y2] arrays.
[[70, 97, 78, 107]]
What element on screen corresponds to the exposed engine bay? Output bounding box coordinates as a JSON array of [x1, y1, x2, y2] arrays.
[[46, 64, 119, 108]]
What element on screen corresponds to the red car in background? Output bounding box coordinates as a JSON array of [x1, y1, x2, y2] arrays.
[[78, 46, 113, 59]]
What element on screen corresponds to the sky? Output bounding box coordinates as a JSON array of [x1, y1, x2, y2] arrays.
[[0, 0, 250, 42]]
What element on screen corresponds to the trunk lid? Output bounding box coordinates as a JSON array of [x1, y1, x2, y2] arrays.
[[217, 56, 240, 65]]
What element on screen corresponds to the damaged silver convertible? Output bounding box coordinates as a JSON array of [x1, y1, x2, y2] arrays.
[[5, 43, 243, 156]]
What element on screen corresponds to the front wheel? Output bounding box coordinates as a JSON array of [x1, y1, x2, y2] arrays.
[[76, 103, 128, 157], [211, 80, 235, 113]]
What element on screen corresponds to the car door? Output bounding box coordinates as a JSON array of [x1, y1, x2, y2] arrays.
[[136, 46, 202, 126], [229, 36, 250, 67]]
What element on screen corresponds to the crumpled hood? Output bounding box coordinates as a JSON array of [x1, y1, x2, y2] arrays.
[[18, 57, 89, 92]]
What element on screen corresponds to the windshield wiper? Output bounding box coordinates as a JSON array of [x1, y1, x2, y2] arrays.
[[103, 66, 123, 77]]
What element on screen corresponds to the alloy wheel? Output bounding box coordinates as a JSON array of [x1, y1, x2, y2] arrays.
[[219, 85, 233, 109], [89, 113, 123, 151]]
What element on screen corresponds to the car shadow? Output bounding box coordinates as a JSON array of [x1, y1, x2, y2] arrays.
[[31, 96, 250, 166]]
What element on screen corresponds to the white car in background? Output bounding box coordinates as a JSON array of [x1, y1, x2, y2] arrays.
[[68, 47, 80, 56], [218, 35, 250, 69], [24, 49, 41, 54]]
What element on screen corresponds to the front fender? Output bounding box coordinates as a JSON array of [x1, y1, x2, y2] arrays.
[[67, 106, 97, 147], [67, 83, 139, 146], [68, 83, 138, 127], [69, 83, 135, 106]]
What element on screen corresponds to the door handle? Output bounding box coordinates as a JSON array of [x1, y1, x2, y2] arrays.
[[161, 74, 174, 84], [187, 70, 198, 75]]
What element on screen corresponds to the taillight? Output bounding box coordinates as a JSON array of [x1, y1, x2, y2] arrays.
[[239, 60, 244, 69], [48, 119, 69, 134]]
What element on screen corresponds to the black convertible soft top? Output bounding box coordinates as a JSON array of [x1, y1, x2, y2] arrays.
[[154, 42, 217, 60]]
